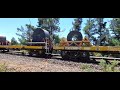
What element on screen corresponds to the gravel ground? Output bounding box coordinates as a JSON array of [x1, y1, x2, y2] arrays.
[[0, 53, 112, 72]]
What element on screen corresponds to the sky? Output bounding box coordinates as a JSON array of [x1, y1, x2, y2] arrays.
[[0, 18, 112, 41]]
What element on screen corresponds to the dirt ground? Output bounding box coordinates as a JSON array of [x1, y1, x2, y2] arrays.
[[0, 53, 107, 72]]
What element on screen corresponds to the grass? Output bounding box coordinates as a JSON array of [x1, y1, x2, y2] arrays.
[[0, 62, 8, 72], [80, 64, 91, 70], [79, 59, 120, 72], [80, 64, 95, 72], [94, 53, 103, 57], [99, 59, 119, 72], [0, 62, 18, 72]]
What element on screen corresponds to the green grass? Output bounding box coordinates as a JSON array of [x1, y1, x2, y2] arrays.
[[80, 64, 91, 70], [0, 63, 8, 72], [0, 62, 19, 72], [99, 59, 119, 72]]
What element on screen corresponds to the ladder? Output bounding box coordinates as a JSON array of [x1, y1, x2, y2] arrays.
[[45, 38, 50, 55]]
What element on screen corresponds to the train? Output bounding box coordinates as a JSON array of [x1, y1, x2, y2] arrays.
[[0, 36, 10, 45], [0, 27, 120, 61], [26, 28, 91, 60], [0, 36, 10, 52]]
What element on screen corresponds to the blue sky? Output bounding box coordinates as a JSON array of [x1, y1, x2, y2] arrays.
[[0, 18, 112, 41]]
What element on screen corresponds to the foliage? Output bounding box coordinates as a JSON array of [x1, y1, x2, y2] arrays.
[[11, 37, 18, 45], [99, 59, 119, 72], [16, 24, 36, 45], [109, 18, 120, 46], [0, 63, 8, 72], [80, 64, 91, 70], [83, 18, 96, 45], [72, 18, 82, 31], [38, 18, 60, 42], [83, 18, 110, 46], [38, 18, 60, 34], [94, 53, 103, 57], [60, 37, 67, 42], [95, 18, 110, 46], [53, 35, 60, 44], [109, 38, 120, 46]]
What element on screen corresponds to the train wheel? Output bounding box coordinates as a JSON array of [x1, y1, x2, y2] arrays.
[[28, 50, 33, 56], [68, 51, 80, 61], [61, 51, 69, 60], [80, 51, 90, 61], [1, 50, 5, 53], [6, 49, 9, 52], [1, 49, 9, 53], [36, 50, 46, 58]]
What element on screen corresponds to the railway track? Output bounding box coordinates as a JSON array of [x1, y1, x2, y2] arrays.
[[1, 50, 120, 62], [1, 50, 120, 72], [90, 56, 120, 61]]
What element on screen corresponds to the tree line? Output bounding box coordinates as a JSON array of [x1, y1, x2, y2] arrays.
[[11, 18, 120, 46]]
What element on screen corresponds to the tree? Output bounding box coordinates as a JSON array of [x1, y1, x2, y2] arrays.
[[72, 18, 82, 31], [38, 18, 60, 42], [11, 37, 18, 45], [38, 18, 60, 34], [83, 18, 110, 46], [60, 37, 67, 42], [83, 18, 96, 45], [96, 18, 110, 46], [16, 24, 36, 45], [109, 18, 120, 46], [53, 35, 60, 44]]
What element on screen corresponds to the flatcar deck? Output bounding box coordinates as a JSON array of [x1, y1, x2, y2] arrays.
[[0, 45, 120, 53], [0, 45, 43, 50]]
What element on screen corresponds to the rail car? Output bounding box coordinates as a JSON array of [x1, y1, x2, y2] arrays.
[[0, 36, 10, 52], [0, 28, 120, 61]]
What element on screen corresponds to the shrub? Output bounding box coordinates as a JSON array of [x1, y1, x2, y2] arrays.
[[99, 59, 119, 72], [0, 63, 8, 72]]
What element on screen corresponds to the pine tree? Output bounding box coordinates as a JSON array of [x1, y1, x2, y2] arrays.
[[38, 18, 60, 43], [11, 37, 18, 45], [83, 18, 110, 46], [95, 18, 110, 46], [72, 18, 82, 31], [109, 18, 120, 46], [38, 18, 60, 34], [83, 18, 96, 45], [16, 24, 36, 45]]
